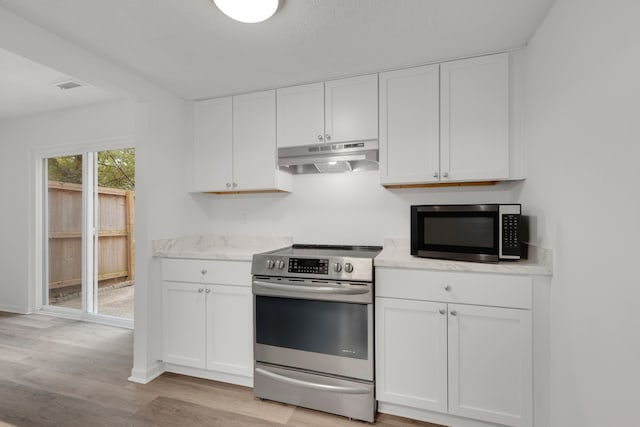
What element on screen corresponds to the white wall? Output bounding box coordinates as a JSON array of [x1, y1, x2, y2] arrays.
[[5, 5, 639, 423], [0, 99, 134, 313], [522, 0, 640, 425], [0, 5, 211, 381], [205, 173, 520, 245]]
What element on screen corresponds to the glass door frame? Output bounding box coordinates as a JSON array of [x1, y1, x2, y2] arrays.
[[33, 139, 134, 329]]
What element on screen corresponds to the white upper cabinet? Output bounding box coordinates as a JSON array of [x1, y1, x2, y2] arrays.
[[194, 51, 520, 191], [324, 74, 378, 144], [233, 90, 283, 191], [276, 74, 378, 148], [192, 97, 232, 192], [276, 82, 325, 148], [441, 53, 510, 182], [380, 52, 517, 186], [192, 91, 291, 193], [379, 65, 440, 184]]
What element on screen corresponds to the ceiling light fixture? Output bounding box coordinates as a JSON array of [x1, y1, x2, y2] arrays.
[[213, 0, 279, 23]]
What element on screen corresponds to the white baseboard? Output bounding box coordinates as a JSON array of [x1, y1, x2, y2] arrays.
[[37, 307, 133, 329], [0, 304, 31, 314], [165, 364, 253, 388], [378, 402, 499, 427], [128, 361, 165, 384]]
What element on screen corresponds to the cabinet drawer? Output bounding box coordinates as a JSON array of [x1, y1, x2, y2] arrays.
[[376, 268, 531, 309], [162, 258, 250, 287]]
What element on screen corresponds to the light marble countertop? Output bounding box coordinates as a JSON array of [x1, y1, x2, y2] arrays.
[[152, 235, 553, 276], [375, 238, 553, 276], [152, 235, 293, 262]]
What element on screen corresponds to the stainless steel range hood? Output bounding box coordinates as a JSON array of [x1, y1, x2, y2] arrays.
[[278, 140, 379, 174]]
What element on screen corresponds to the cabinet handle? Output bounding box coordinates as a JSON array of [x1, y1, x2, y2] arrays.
[[450, 310, 457, 316], [325, 133, 331, 141], [205, 288, 211, 294], [232, 182, 237, 188], [443, 172, 449, 178], [438, 309, 446, 315], [433, 172, 439, 178], [198, 288, 204, 293], [225, 182, 231, 188], [317, 134, 323, 141], [201, 269, 207, 275], [444, 285, 451, 291]]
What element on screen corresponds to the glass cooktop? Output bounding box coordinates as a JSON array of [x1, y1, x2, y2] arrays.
[[267, 244, 382, 259]]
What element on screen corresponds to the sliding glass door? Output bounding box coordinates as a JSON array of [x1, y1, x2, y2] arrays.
[[43, 149, 135, 324], [94, 149, 135, 320], [46, 154, 85, 311]]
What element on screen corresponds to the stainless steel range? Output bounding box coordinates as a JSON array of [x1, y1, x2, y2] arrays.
[[251, 244, 382, 422]]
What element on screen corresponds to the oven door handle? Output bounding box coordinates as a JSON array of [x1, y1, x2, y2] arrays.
[[253, 280, 369, 295], [255, 368, 371, 395]]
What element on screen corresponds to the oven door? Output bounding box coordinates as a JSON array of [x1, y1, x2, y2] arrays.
[[253, 277, 373, 381]]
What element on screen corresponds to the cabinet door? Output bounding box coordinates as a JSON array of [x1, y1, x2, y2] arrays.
[[162, 282, 206, 369], [277, 82, 325, 148], [192, 97, 233, 192], [379, 65, 440, 185], [440, 53, 510, 182], [205, 285, 253, 377], [325, 74, 378, 143], [376, 298, 448, 413], [448, 304, 532, 427], [232, 90, 277, 191]]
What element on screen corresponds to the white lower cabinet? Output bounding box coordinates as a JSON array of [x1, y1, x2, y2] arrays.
[[163, 282, 207, 368], [376, 298, 448, 412], [205, 284, 252, 377], [447, 304, 532, 426], [376, 268, 534, 427], [161, 259, 253, 386]]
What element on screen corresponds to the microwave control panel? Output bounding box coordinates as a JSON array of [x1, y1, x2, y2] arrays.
[[501, 214, 521, 256]]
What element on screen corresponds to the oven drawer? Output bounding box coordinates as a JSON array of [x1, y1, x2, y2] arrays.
[[376, 268, 532, 309], [254, 363, 375, 423], [162, 258, 250, 286]]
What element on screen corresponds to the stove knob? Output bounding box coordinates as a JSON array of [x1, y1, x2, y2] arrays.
[[266, 259, 275, 269], [334, 263, 343, 272], [277, 260, 285, 269], [344, 262, 354, 273]]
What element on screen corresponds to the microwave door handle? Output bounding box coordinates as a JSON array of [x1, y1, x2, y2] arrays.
[[255, 368, 371, 395], [252, 280, 369, 295]]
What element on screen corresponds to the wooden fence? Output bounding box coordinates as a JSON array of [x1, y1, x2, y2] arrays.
[[48, 181, 135, 294]]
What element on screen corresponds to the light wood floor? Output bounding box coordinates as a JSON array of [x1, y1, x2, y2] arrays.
[[0, 312, 444, 427]]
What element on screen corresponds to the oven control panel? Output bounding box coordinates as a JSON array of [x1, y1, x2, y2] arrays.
[[252, 248, 379, 282], [288, 258, 329, 275]]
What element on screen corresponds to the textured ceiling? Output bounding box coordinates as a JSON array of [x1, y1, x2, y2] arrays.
[[0, 0, 556, 101], [0, 47, 117, 119]]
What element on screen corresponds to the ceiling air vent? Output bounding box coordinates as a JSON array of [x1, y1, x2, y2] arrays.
[[55, 80, 82, 90]]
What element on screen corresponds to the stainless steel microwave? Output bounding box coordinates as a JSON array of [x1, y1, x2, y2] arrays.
[[411, 204, 523, 263]]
